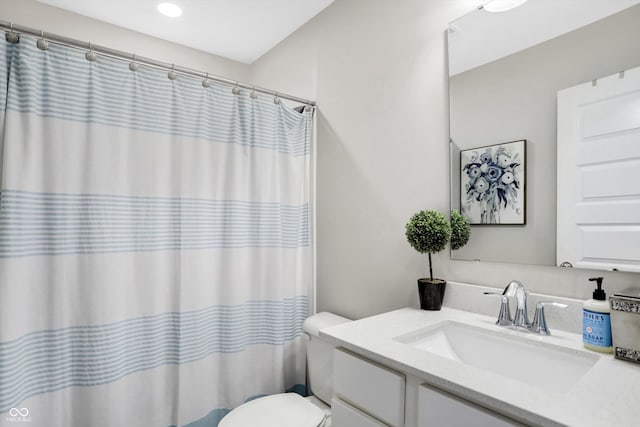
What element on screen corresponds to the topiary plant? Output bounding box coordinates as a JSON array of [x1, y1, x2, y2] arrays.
[[405, 210, 451, 281], [450, 209, 471, 251]]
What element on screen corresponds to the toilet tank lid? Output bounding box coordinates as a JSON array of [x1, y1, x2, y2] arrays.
[[303, 312, 351, 337]]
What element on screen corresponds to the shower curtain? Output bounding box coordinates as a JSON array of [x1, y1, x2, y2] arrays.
[[0, 35, 312, 427]]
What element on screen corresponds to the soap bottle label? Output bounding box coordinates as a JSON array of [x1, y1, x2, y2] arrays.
[[583, 309, 612, 347]]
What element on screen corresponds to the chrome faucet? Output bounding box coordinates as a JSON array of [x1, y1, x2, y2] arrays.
[[484, 281, 567, 335]]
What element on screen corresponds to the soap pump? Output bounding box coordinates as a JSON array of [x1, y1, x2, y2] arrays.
[[583, 277, 613, 353]]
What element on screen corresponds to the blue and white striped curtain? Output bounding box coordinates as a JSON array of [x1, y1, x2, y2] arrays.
[[0, 35, 312, 427]]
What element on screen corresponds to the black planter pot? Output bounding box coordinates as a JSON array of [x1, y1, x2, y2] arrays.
[[417, 278, 446, 311]]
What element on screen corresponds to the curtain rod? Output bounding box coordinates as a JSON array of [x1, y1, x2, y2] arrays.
[[0, 20, 316, 107]]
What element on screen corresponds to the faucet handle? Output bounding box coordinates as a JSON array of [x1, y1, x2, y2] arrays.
[[513, 285, 531, 328], [528, 301, 568, 335], [483, 292, 513, 326]]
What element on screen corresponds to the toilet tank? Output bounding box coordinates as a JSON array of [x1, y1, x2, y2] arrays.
[[303, 312, 351, 405]]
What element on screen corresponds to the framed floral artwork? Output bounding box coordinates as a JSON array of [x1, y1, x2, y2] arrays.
[[460, 139, 526, 225]]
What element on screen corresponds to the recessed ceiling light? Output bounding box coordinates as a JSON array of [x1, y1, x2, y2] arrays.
[[483, 0, 528, 13], [157, 2, 183, 18]]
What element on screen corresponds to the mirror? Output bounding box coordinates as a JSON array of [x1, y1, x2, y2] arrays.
[[448, 0, 640, 268]]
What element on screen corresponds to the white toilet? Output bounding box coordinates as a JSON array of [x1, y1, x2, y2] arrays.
[[219, 312, 351, 427]]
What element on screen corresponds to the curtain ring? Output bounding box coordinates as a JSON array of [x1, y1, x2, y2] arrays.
[[36, 29, 49, 50], [129, 54, 140, 72], [5, 23, 19, 44], [232, 82, 241, 95], [85, 42, 97, 62], [168, 64, 177, 80], [250, 87, 258, 100], [273, 93, 281, 105], [202, 73, 210, 88]]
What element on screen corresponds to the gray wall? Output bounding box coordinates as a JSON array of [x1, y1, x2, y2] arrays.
[[450, 5, 640, 266], [251, 0, 640, 319], [250, 0, 481, 319], [3, 0, 640, 320]]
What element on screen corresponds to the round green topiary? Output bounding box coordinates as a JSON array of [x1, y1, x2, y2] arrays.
[[405, 210, 451, 254], [450, 210, 471, 251]]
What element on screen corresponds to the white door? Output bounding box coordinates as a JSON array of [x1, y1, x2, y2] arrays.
[[557, 66, 640, 272]]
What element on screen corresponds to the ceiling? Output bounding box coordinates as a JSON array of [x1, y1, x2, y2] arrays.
[[37, 0, 334, 64], [449, 0, 640, 76]]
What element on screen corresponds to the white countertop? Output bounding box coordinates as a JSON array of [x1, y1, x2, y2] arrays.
[[320, 307, 640, 427]]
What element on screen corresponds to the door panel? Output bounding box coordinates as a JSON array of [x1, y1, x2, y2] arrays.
[[557, 66, 640, 271]]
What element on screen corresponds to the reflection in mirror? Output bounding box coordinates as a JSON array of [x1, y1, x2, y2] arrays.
[[448, 0, 640, 269], [556, 66, 640, 273]]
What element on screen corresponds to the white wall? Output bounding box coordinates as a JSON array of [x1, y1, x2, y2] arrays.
[[251, 0, 478, 319], [0, 0, 249, 80], [251, 0, 640, 319], [3, 0, 639, 320]]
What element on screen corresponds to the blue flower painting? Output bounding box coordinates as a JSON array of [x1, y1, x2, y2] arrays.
[[460, 140, 526, 225]]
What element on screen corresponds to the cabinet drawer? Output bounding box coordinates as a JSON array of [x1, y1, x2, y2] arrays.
[[331, 398, 389, 427], [333, 349, 405, 427], [418, 383, 523, 427]]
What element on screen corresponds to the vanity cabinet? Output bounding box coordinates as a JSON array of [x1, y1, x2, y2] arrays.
[[332, 348, 523, 427], [331, 397, 389, 427], [417, 383, 522, 427], [333, 349, 405, 427]]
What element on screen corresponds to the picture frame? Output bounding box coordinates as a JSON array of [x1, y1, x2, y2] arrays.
[[460, 139, 526, 225]]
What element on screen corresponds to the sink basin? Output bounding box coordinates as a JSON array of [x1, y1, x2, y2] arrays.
[[394, 321, 599, 391]]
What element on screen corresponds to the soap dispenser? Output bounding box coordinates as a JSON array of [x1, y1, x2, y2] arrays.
[[583, 277, 613, 353]]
